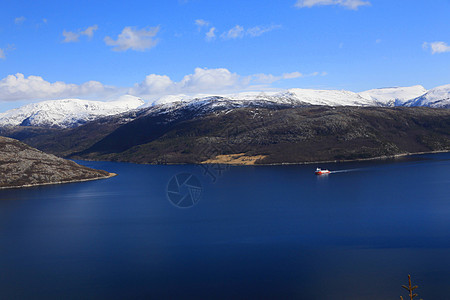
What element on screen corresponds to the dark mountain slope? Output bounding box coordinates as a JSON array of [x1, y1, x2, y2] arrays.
[[70, 106, 450, 164], [1, 106, 449, 165]]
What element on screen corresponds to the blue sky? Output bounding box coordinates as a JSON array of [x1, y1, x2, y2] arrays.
[[0, 0, 449, 111]]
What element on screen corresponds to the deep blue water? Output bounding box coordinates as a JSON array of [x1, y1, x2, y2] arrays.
[[1, 153, 449, 299]]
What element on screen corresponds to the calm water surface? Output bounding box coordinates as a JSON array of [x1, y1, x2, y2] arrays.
[[1, 153, 449, 299]]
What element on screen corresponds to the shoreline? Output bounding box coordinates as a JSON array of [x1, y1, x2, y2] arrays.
[[73, 149, 449, 166], [251, 149, 450, 166], [0, 172, 117, 190]]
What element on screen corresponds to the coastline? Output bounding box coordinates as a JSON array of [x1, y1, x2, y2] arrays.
[[0, 172, 117, 190], [72, 149, 449, 166], [252, 149, 450, 166]]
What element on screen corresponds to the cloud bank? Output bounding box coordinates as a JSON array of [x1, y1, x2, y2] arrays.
[[0, 73, 114, 102], [129, 68, 322, 97], [0, 68, 324, 102]]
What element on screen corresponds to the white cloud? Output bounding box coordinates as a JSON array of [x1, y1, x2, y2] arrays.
[[104, 26, 160, 52], [423, 41, 450, 54], [221, 25, 245, 39], [205, 27, 216, 41], [283, 72, 304, 79], [247, 25, 282, 37], [295, 0, 371, 10], [131, 74, 174, 95], [195, 19, 210, 28], [81, 25, 98, 38], [130, 68, 242, 96], [129, 68, 319, 97], [14, 16, 26, 24], [179, 68, 242, 92], [62, 25, 98, 43], [250, 71, 322, 84], [221, 24, 280, 40], [0, 73, 115, 102], [63, 30, 80, 43], [0, 44, 15, 59]]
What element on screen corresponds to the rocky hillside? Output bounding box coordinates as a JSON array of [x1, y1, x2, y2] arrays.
[[0, 136, 114, 189], [2, 106, 449, 165]]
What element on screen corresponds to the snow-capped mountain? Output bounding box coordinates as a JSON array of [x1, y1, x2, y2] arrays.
[[404, 84, 450, 108], [148, 88, 376, 109], [0, 84, 448, 128], [0, 95, 144, 128], [358, 85, 427, 106]]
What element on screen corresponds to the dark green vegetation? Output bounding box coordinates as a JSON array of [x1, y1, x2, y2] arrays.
[[0, 136, 112, 188], [1, 106, 449, 165]]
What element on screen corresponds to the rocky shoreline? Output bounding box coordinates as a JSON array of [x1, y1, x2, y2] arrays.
[[0, 172, 117, 190]]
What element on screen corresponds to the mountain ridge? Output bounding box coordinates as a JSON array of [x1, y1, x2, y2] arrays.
[[1, 84, 449, 129]]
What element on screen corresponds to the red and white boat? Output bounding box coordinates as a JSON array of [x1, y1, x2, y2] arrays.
[[315, 168, 331, 175]]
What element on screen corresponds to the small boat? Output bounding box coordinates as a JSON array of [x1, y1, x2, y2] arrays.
[[315, 168, 331, 175]]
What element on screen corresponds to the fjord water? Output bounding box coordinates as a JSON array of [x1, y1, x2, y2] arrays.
[[1, 154, 449, 299]]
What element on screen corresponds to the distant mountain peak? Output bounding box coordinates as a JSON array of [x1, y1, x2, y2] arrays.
[[404, 84, 450, 108], [358, 85, 428, 106]]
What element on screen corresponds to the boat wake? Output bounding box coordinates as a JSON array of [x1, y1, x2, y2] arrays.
[[329, 168, 361, 174]]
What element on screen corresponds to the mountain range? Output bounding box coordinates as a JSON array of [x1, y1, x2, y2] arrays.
[[0, 84, 449, 166], [0, 84, 449, 129]]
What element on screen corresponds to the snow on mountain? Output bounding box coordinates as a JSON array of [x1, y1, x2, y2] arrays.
[[148, 88, 376, 109], [284, 88, 376, 106], [147, 91, 281, 107], [404, 84, 450, 108], [0, 85, 447, 128], [0, 95, 144, 128], [358, 85, 427, 106]]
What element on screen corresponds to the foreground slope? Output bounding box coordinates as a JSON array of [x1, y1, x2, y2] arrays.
[[0, 136, 114, 189]]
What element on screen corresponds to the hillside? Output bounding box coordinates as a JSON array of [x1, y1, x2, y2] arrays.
[[0, 136, 115, 189], [2, 106, 449, 165]]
